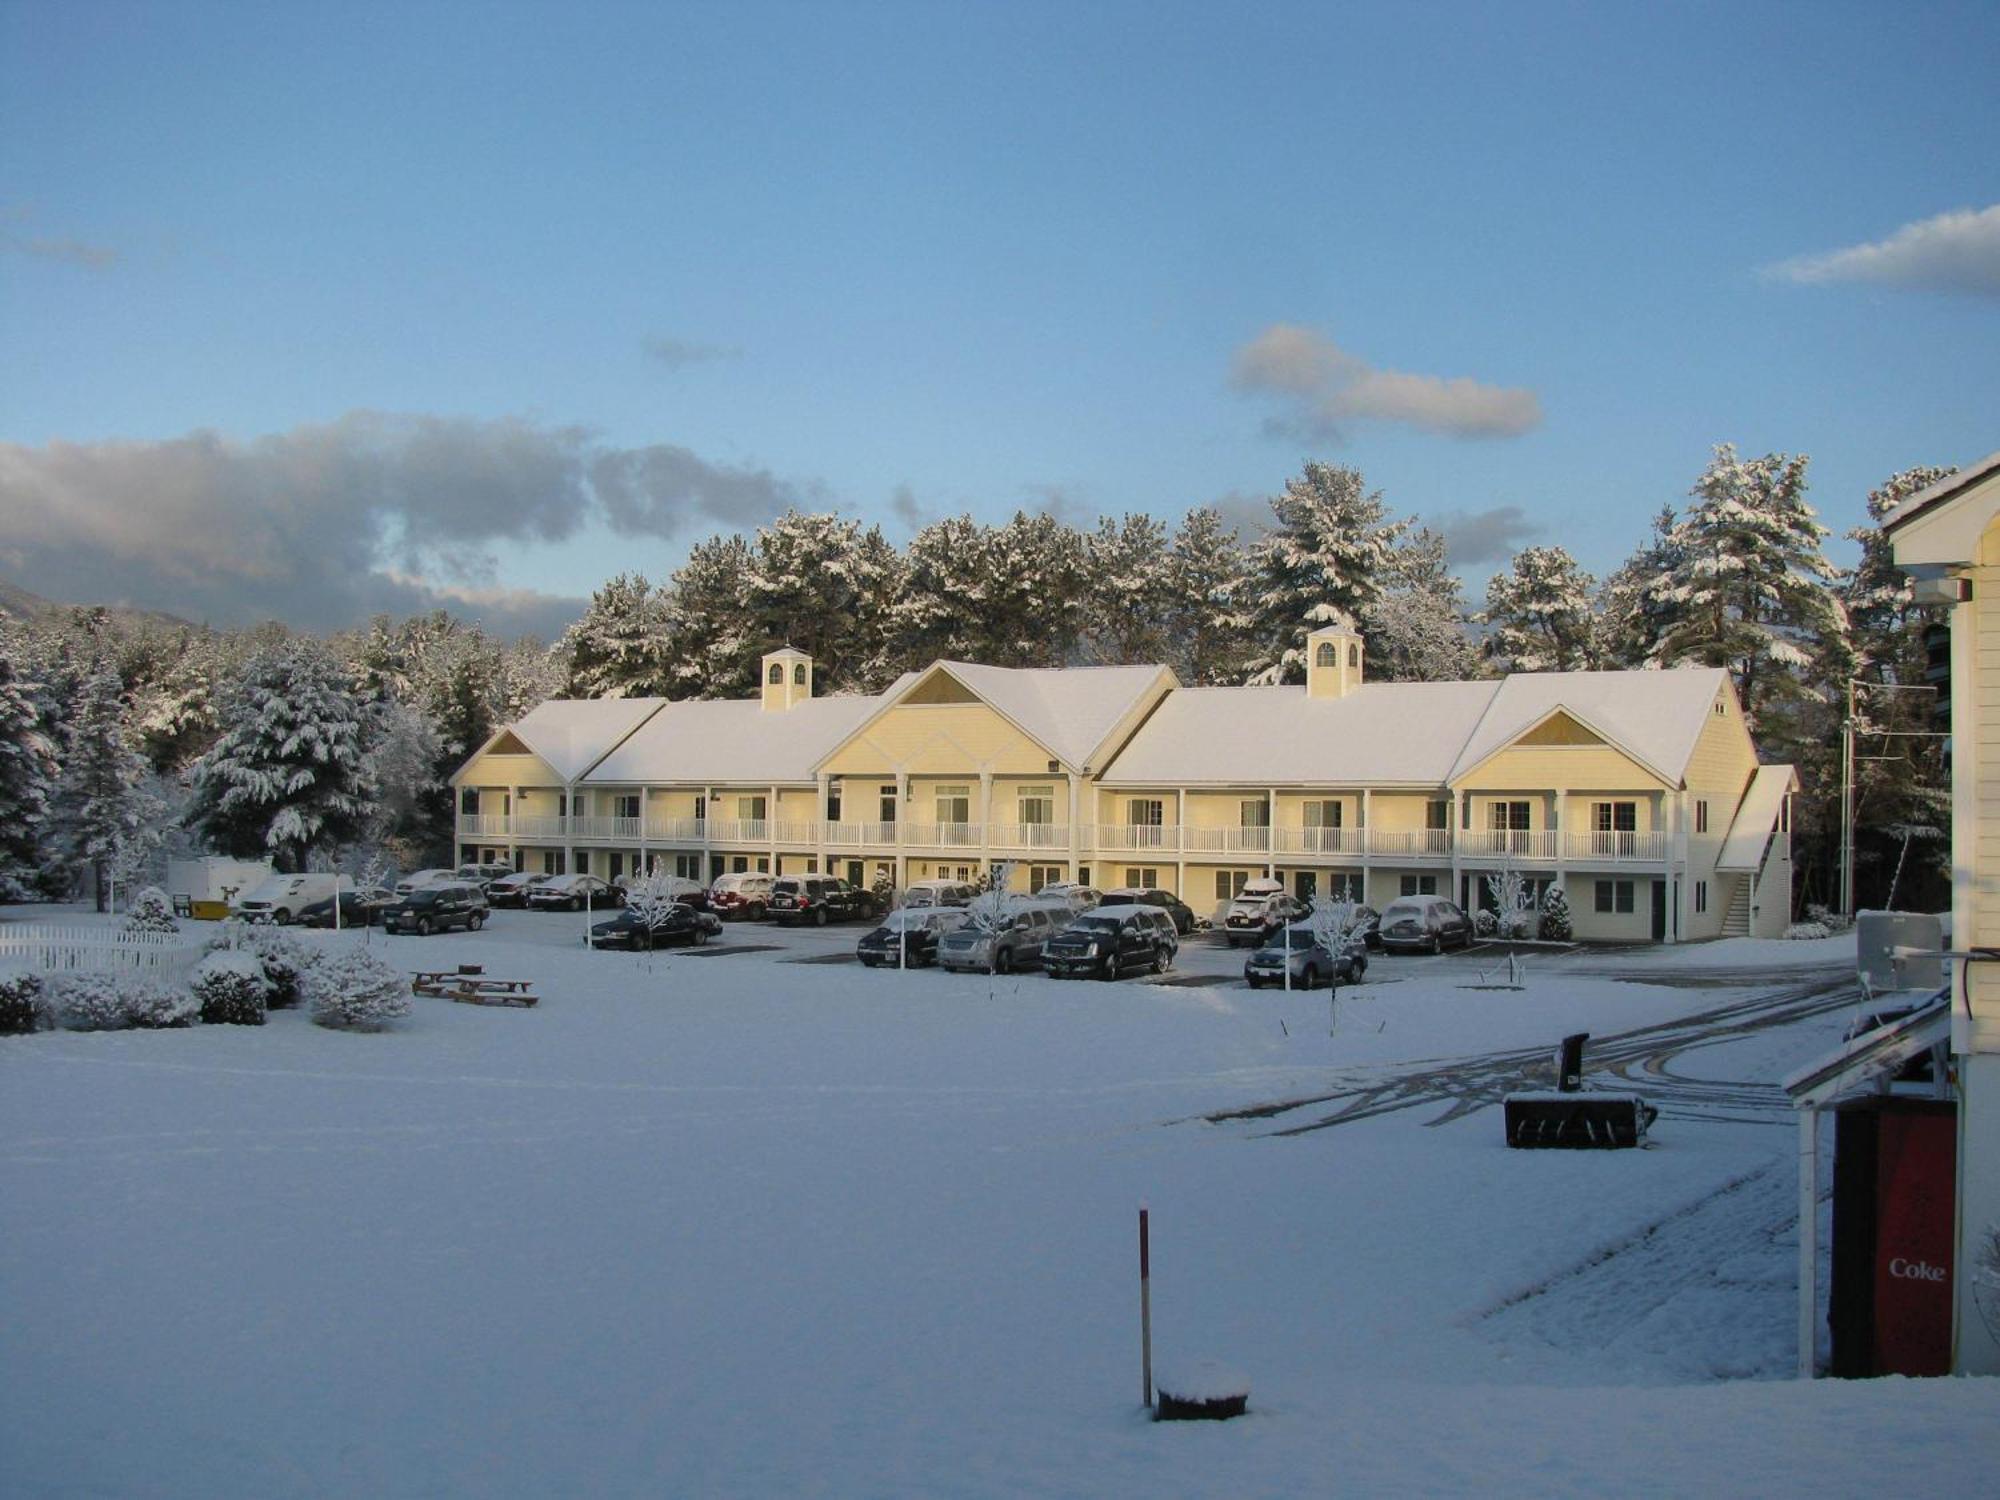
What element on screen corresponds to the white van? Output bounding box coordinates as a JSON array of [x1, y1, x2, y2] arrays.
[[395, 868, 462, 896], [168, 857, 275, 920], [234, 873, 344, 925]]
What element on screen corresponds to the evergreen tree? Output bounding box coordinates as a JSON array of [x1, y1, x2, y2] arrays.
[[1364, 528, 1479, 681], [890, 515, 997, 667], [1083, 513, 1175, 664], [985, 510, 1091, 667], [1165, 506, 1252, 685], [663, 534, 760, 698], [1597, 505, 1684, 668], [188, 639, 379, 871], [1650, 445, 1847, 727], [47, 667, 160, 911], [1245, 462, 1406, 683], [560, 573, 673, 698], [0, 647, 59, 894], [1480, 546, 1600, 673], [743, 511, 902, 690], [1846, 466, 1956, 686]]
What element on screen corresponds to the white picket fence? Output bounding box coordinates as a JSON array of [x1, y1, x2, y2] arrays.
[[0, 924, 203, 979]]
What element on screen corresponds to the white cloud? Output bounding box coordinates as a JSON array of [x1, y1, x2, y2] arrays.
[[0, 412, 805, 634], [1769, 205, 2000, 298], [1231, 324, 1541, 441]]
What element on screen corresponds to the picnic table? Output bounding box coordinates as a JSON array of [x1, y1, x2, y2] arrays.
[[410, 968, 539, 1007]]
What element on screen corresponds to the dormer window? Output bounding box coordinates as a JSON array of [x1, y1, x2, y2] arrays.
[[1316, 641, 1336, 668], [793, 663, 806, 685], [769, 664, 784, 685], [1348, 643, 1359, 668]]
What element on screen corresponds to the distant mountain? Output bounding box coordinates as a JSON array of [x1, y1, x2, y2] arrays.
[[0, 578, 195, 631]]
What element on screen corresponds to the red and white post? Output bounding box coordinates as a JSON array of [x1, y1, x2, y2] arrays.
[[1139, 1204, 1153, 1409]]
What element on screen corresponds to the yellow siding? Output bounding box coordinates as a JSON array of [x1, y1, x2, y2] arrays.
[[1455, 745, 1668, 793], [1275, 792, 1358, 826], [457, 749, 559, 789], [1516, 712, 1605, 747], [820, 703, 1060, 777], [1683, 683, 1759, 897], [776, 788, 818, 821], [647, 789, 701, 819], [1558, 790, 1663, 833], [1185, 791, 1262, 829], [516, 789, 563, 817], [1370, 794, 1438, 832]]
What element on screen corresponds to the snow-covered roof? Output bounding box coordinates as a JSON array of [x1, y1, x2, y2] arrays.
[[929, 661, 1171, 769], [1718, 763, 1801, 872], [1099, 681, 1501, 786], [1445, 668, 1732, 785], [1099, 668, 1732, 788], [586, 692, 886, 785], [506, 697, 666, 782], [1880, 449, 2000, 534]]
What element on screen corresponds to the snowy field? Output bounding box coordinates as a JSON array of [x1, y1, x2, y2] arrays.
[[3, 909, 1993, 1498]]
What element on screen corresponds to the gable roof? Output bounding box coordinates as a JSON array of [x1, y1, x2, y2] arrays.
[[1446, 668, 1731, 786], [933, 661, 1172, 769], [586, 691, 890, 785], [502, 697, 667, 782], [1098, 680, 1502, 786], [1880, 449, 2000, 534]]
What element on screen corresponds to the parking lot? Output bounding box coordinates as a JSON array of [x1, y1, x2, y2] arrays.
[[419, 899, 1523, 990]]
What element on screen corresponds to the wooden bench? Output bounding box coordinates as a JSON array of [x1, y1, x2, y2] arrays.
[[411, 970, 539, 1007]]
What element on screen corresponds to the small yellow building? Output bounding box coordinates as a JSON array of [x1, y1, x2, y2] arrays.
[[453, 618, 1795, 944]]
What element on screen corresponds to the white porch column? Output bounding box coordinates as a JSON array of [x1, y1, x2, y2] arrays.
[[1265, 787, 1277, 880], [1176, 787, 1187, 901], [895, 771, 910, 886], [1359, 788, 1372, 902], [1068, 772, 1084, 883], [817, 772, 833, 880], [562, 781, 575, 875], [701, 784, 714, 881], [509, 784, 521, 869], [769, 783, 781, 873], [1672, 789, 1691, 943], [1798, 1108, 1819, 1378], [979, 770, 994, 880], [1449, 788, 1463, 911]]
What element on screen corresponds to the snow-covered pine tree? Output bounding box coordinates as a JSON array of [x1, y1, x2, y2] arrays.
[[124, 885, 180, 935], [742, 511, 902, 691], [1165, 506, 1253, 685], [1245, 462, 1407, 683], [130, 631, 224, 773], [662, 534, 760, 698], [47, 667, 161, 911], [1083, 513, 1174, 664], [1847, 466, 1956, 687], [1649, 445, 1847, 727], [889, 515, 996, 668], [985, 510, 1091, 667], [1364, 528, 1480, 682], [1597, 505, 1684, 669], [0, 648, 59, 896], [188, 639, 380, 872], [1480, 546, 1600, 673], [559, 573, 673, 698]]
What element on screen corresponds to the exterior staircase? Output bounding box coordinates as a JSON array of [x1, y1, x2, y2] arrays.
[[1721, 875, 1752, 937]]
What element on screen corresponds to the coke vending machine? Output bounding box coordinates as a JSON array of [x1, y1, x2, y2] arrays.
[[1828, 1098, 1957, 1377]]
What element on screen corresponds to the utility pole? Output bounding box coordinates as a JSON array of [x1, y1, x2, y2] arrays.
[[1841, 680, 1943, 916]]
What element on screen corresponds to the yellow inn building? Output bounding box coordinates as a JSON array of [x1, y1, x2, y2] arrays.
[[451, 617, 1796, 943]]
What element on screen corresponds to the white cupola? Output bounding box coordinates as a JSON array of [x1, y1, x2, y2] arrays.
[[1305, 615, 1364, 700], [761, 646, 813, 712]]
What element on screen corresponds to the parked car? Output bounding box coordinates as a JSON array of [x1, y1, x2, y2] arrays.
[[856, 908, 970, 967], [526, 873, 623, 912], [383, 883, 488, 936], [709, 872, 775, 920], [769, 875, 880, 926], [617, 872, 711, 911], [936, 901, 1071, 974], [1042, 903, 1177, 980], [1376, 895, 1474, 954], [1098, 886, 1197, 935], [1347, 903, 1383, 949], [296, 886, 396, 928], [233, 873, 344, 925], [1032, 882, 1101, 913], [1221, 887, 1306, 948], [899, 879, 978, 909], [455, 862, 515, 889], [485, 871, 551, 907], [395, 868, 461, 896], [1244, 923, 1369, 989], [590, 903, 723, 950]]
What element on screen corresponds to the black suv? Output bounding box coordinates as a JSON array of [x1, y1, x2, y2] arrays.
[[1042, 906, 1176, 980], [383, 884, 488, 936], [769, 876, 880, 926], [1098, 886, 1197, 935]]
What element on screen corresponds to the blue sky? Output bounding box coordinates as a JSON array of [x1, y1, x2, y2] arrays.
[[2, 0, 1996, 635]]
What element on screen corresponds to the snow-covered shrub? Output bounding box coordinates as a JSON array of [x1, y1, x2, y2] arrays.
[[1785, 921, 1832, 941], [1539, 886, 1573, 943], [207, 923, 321, 1007], [52, 971, 134, 1031], [122, 975, 199, 1029], [0, 967, 51, 1035], [123, 885, 181, 935], [191, 950, 270, 1026], [1473, 908, 1498, 938], [1483, 868, 1538, 939], [304, 947, 410, 1031], [1804, 904, 1853, 935]]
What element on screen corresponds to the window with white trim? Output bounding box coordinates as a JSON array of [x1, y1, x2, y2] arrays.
[[1695, 880, 1709, 914], [1400, 874, 1438, 896], [1595, 879, 1634, 914]]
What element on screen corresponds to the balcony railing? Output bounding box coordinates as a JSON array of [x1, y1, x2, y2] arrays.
[[1182, 825, 1273, 854], [1563, 830, 1667, 863], [515, 814, 568, 839], [823, 821, 899, 847], [902, 821, 980, 848], [645, 817, 706, 841], [1273, 826, 1364, 855], [460, 813, 513, 838], [1096, 823, 1174, 851], [707, 819, 769, 844], [1364, 829, 1454, 859], [571, 815, 643, 841], [987, 822, 1070, 850], [1459, 830, 1559, 861]]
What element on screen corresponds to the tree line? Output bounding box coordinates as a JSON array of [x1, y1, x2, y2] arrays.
[[0, 443, 1952, 913]]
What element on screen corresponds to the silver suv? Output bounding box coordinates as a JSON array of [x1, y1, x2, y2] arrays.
[[937, 903, 1070, 974]]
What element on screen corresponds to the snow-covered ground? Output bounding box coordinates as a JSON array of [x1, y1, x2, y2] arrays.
[[3, 910, 1993, 1497]]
